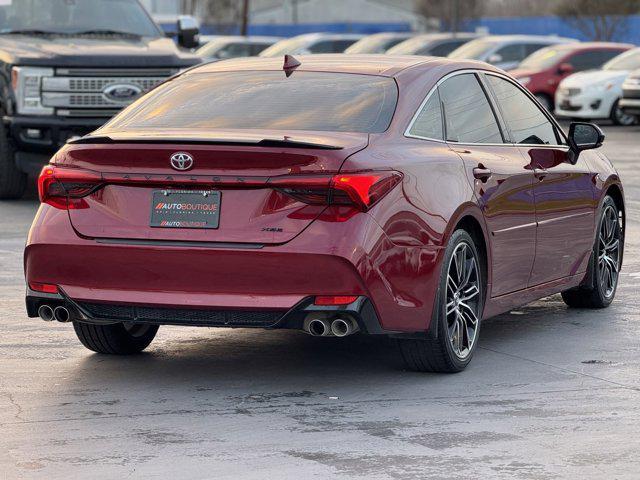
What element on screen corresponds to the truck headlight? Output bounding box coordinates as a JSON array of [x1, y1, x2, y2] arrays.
[[11, 66, 54, 115]]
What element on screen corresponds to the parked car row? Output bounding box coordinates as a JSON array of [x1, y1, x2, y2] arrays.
[[194, 31, 640, 126]]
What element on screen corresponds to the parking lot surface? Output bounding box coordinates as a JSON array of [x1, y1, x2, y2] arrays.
[[1, 125, 639, 480]]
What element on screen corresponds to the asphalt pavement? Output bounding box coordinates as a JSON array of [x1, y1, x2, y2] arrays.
[[1, 124, 639, 479]]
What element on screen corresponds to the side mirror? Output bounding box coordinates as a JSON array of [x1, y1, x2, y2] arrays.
[[487, 53, 503, 64], [558, 62, 574, 74], [177, 15, 199, 49], [567, 122, 604, 164]]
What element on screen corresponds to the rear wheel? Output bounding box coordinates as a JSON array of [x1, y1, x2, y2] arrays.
[[610, 100, 636, 126], [0, 111, 27, 199], [397, 229, 484, 373], [73, 321, 158, 354], [562, 196, 622, 308]]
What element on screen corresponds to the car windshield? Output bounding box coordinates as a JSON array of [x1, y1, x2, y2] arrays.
[[345, 36, 407, 54], [448, 39, 497, 59], [260, 37, 312, 57], [0, 0, 160, 37], [603, 49, 640, 71], [520, 47, 568, 69], [103, 71, 399, 134]]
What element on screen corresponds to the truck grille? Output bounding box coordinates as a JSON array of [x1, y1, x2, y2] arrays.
[[41, 69, 177, 117], [77, 302, 286, 327]]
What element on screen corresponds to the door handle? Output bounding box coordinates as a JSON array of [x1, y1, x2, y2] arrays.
[[473, 166, 492, 182]]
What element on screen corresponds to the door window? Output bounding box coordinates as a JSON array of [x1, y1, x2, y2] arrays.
[[568, 50, 625, 71], [438, 74, 503, 143], [486, 75, 560, 145], [495, 43, 525, 63]]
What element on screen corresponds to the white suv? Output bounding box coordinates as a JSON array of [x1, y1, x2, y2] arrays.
[[555, 48, 640, 126]]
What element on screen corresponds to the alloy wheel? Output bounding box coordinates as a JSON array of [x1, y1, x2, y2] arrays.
[[614, 106, 636, 126], [445, 242, 481, 359], [598, 204, 621, 298]]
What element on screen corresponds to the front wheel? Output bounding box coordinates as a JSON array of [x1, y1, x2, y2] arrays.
[[562, 196, 622, 308], [610, 100, 636, 126], [397, 229, 484, 373], [73, 321, 159, 354]]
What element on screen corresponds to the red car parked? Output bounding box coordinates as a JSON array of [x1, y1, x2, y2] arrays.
[[25, 55, 625, 372], [510, 42, 633, 110]]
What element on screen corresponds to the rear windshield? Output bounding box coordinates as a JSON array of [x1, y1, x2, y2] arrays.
[[104, 71, 398, 134]]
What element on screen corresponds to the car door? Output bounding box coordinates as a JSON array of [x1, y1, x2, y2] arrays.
[[437, 72, 537, 297], [484, 73, 595, 286]]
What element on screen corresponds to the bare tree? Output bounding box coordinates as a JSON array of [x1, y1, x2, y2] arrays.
[[555, 0, 640, 41], [415, 0, 483, 33], [181, 0, 246, 34]]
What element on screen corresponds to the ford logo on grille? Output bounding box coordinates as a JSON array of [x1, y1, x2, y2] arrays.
[[170, 152, 194, 171], [103, 83, 143, 103]]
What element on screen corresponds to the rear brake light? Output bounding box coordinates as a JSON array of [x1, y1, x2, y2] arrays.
[[271, 171, 401, 211], [38, 165, 103, 210], [314, 295, 359, 306], [29, 282, 59, 294]]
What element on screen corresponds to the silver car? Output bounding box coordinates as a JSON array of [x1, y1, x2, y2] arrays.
[[448, 34, 578, 70]]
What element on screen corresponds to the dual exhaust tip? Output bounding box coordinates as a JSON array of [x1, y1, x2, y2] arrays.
[[38, 304, 71, 323], [305, 316, 359, 337]]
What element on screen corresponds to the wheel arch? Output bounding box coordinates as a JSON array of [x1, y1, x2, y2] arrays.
[[445, 203, 491, 306]]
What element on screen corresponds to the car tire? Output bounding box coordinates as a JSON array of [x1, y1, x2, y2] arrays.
[[397, 229, 484, 373], [562, 196, 622, 309], [535, 93, 553, 112], [0, 111, 27, 199], [610, 100, 636, 126], [73, 321, 159, 354]]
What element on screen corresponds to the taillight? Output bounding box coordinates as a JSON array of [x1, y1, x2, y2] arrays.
[[38, 165, 103, 210], [314, 295, 359, 306], [271, 171, 401, 212]]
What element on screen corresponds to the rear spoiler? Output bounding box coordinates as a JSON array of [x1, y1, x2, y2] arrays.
[[70, 135, 344, 150]]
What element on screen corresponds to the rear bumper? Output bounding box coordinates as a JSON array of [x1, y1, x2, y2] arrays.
[[25, 205, 443, 333]]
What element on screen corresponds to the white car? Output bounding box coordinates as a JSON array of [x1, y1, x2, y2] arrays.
[[447, 34, 577, 71], [555, 48, 640, 126]]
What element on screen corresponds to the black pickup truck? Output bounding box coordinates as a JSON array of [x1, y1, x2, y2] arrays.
[[0, 0, 201, 199]]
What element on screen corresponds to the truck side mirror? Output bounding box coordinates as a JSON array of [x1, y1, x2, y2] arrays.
[[567, 122, 604, 164], [177, 15, 199, 49]]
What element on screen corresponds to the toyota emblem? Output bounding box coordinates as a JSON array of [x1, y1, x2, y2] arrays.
[[170, 152, 194, 171]]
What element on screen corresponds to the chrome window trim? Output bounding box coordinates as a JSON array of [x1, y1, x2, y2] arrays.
[[404, 68, 569, 148]]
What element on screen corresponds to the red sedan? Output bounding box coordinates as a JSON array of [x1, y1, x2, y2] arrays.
[[25, 55, 625, 372], [510, 42, 633, 110]]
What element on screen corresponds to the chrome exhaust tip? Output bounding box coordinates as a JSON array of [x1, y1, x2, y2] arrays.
[[330, 317, 359, 337], [306, 318, 331, 336], [38, 304, 55, 322], [53, 306, 71, 323]]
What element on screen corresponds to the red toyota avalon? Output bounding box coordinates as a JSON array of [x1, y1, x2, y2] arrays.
[[24, 55, 624, 372]]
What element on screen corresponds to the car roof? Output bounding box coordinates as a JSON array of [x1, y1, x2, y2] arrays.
[[283, 32, 366, 41], [188, 53, 496, 78], [477, 34, 577, 44], [357, 32, 414, 39], [202, 35, 283, 43], [408, 32, 482, 41], [547, 41, 634, 51]]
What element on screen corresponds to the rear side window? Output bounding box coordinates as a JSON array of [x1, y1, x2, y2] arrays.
[[438, 74, 503, 143], [486, 75, 559, 145], [104, 71, 398, 134], [409, 90, 443, 140]]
